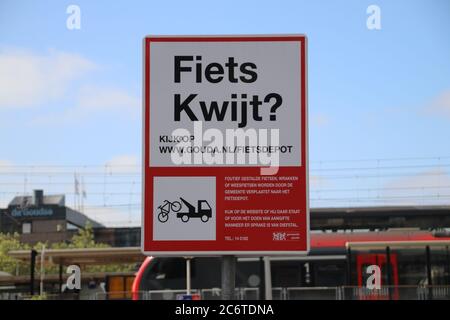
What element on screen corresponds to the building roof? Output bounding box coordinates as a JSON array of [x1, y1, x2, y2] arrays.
[[310, 205, 450, 230], [66, 208, 104, 228], [3, 190, 104, 229], [312, 204, 450, 214], [0, 272, 135, 285], [8, 247, 144, 265], [8, 194, 65, 207]]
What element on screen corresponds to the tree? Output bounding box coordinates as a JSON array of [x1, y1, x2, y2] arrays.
[[0, 223, 135, 275], [50, 222, 107, 250], [0, 233, 30, 274]]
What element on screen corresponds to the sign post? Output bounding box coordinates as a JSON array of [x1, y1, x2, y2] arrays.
[[186, 257, 191, 295], [142, 34, 308, 296], [221, 255, 236, 300]]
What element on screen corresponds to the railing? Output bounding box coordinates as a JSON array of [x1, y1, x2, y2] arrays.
[[2, 286, 450, 300], [286, 287, 339, 300], [0, 292, 80, 300], [339, 286, 450, 300], [137, 286, 450, 300]]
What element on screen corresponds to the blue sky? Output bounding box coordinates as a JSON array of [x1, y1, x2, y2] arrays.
[[1, 0, 450, 225]]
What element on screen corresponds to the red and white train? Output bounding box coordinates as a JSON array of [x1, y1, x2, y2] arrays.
[[132, 230, 450, 299]]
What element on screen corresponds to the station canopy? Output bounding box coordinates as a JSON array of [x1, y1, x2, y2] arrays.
[[8, 247, 144, 266]]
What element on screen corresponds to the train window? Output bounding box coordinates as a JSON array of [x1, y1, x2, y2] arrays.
[[192, 258, 221, 289], [360, 264, 372, 286], [315, 262, 346, 287], [271, 261, 302, 287], [430, 247, 450, 285], [396, 250, 427, 285], [236, 260, 259, 287], [378, 262, 392, 285], [151, 258, 194, 280], [138, 258, 197, 291]]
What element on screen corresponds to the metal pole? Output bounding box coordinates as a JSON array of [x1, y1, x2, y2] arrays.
[[386, 246, 392, 300], [30, 249, 37, 296], [446, 246, 450, 286], [75, 264, 81, 299], [346, 247, 352, 286], [426, 246, 432, 285], [40, 244, 45, 296], [221, 255, 236, 300], [426, 245, 433, 300], [186, 258, 191, 295], [59, 264, 63, 294], [258, 257, 265, 300], [264, 256, 272, 300]]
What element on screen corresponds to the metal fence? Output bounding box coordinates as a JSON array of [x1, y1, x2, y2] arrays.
[[2, 286, 450, 300], [337, 286, 450, 300], [112, 285, 450, 300]]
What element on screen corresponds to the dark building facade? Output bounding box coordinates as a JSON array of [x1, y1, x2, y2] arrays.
[[0, 189, 141, 247], [0, 190, 104, 244], [94, 227, 140, 247]]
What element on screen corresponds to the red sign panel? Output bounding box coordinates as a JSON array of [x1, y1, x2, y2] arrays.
[[143, 35, 308, 255]]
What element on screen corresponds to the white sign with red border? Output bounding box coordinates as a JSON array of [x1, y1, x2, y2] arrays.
[[142, 35, 309, 256]]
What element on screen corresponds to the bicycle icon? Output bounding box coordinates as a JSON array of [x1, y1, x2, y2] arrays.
[[157, 199, 181, 223]]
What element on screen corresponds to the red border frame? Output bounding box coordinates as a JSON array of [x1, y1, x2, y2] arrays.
[[143, 35, 308, 256]]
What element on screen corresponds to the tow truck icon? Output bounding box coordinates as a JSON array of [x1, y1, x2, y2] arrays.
[[157, 197, 212, 223]]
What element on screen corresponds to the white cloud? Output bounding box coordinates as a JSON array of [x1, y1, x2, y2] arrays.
[[424, 89, 450, 118], [78, 85, 140, 112], [82, 206, 140, 227], [0, 198, 10, 209], [0, 48, 95, 108], [30, 85, 140, 125], [380, 168, 450, 205], [76, 154, 141, 227], [0, 159, 22, 209], [0, 160, 12, 207], [0, 159, 14, 172], [105, 154, 141, 174], [0, 157, 142, 227], [0, 47, 139, 125]]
